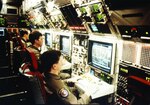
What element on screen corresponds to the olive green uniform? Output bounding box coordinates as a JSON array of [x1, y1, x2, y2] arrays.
[[44, 73, 91, 105], [27, 45, 41, 60], [26, 45, 42, 72]]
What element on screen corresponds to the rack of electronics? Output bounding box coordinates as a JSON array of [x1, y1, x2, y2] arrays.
[[115, 40, 150, 105], [104, 0, 150, 104], [74, 0, 113, 34], [76, 1, 108, 23], [72, 34, 89, 75], [49, 9, 69, 30], [116, 61, 150, 105], [59, 4, 87, 34]]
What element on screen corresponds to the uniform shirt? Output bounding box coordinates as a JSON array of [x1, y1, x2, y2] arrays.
[[21, 38, 27, 48], [44, 73, 91, 105], [21, 38, 31, 48], [27, 45, 41, 60]]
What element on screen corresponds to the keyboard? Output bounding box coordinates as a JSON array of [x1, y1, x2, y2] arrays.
[[75, 78, 100, 95]]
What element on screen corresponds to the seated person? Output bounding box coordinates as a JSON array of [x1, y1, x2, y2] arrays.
[[20, 29, 31, 48], [28, 30, 43, 60], [40, 50, 91, 105]]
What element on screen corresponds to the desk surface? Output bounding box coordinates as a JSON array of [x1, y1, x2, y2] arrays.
[[67, 73, 115, 99]]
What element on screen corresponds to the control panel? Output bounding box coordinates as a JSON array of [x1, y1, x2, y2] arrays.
[[117, 25, 150, 40], [116, 62, 150, 105], [72, 34, 89, 75], [90, 68, 113, 84], [117, 63, 129, 101]]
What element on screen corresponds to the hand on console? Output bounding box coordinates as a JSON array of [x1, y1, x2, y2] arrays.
[[66, 81, 75, 87]]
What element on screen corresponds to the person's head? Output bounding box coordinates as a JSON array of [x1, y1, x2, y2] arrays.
[[29, 31, 43, 47], [40, 50, 62, 74], [20, 30, 29, 41]]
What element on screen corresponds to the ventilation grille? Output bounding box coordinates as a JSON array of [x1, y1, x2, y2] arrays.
[[140, 44, 150, 68], [122, 41, 137, 63]]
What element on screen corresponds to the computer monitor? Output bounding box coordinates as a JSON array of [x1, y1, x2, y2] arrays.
[[88, 24, 111, 34], [88, 39, 116, 75], [45, 33, 53, 48], [59, 35, 71, 56], [89, 24, 99, 32]]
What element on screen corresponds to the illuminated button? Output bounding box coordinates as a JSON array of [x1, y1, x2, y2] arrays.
[[146, 32, 149, 35], [125, 31, 128, 33]]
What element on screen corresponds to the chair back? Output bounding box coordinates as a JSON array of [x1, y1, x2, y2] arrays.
[[19, 50, 47, 104]]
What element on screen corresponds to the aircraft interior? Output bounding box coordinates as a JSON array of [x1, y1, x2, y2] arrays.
[[0, 0, 150, 105]]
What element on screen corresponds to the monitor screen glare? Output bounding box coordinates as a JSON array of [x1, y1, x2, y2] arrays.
[[60, 36, 70, 55], [92, 42, 112, 70]]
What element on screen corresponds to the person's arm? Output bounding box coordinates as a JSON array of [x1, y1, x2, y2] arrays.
[[77, 93, 91, 104], [56, 80, 91, 104]]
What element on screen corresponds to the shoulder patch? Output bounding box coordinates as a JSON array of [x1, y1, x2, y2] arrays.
[[58, 88, 69, 98]]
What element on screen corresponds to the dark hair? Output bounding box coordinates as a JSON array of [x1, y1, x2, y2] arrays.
[[40, 50, 61, 73], [29, 31, 42, 44], [20, 30, 28, 37]]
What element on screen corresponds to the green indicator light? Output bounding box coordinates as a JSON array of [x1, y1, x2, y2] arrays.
[[146, 32, 149, 35], [125, 31, 128, 33]]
